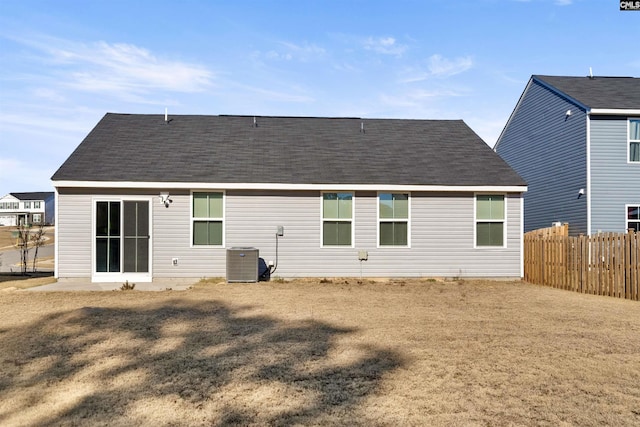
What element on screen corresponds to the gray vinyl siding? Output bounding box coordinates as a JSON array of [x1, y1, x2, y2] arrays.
[[496, 80, 588, 235], [56, 188, 523, 280], [56, 190, 93, 278], [590, 116, 640, 233]]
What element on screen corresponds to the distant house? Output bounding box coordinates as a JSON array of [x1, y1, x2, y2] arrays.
[[495, 75, 640, 236], [52, 113, 527, 283], [0, 192, 55, 226]]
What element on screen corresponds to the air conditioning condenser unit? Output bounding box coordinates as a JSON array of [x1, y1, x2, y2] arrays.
[[226, 247, 259, 282]]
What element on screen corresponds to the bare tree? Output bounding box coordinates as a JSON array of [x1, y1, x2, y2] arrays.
[[30, 224, 46, 272], [14, 224, 31, 275]]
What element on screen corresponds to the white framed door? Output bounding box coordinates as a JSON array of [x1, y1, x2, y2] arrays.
[[92, 197, 152, 282]]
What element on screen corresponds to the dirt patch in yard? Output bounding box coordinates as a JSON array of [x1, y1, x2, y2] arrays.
[[1, 279, 639, 426]]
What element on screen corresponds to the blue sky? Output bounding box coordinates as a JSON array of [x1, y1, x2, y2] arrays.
[[0, 0, 638, 196]]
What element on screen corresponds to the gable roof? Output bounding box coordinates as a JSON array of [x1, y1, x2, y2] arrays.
[[10, 192, 54, 201], [52, 114, 526, 189], [534, 75, 640, 110]]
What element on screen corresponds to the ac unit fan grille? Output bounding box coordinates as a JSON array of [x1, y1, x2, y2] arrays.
[[226, 247, 259, 282]]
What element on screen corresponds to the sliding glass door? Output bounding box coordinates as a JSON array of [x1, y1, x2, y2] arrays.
[[94, 199, 151, 281]]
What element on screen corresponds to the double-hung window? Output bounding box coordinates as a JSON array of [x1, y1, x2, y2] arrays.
[[33, 201, 41, 209], [322, 192, 353, 246], [630, 119, 640, 163], [476, 195, 505, 247], [379, 193, 409, 246], [24, 202, 31, 209], [192, 192, 224, 246], [628, 205, 640, 232]]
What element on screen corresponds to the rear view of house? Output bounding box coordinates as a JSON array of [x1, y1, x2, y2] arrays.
[[495, 75, 640, 235], [52, 114, 527, 283]]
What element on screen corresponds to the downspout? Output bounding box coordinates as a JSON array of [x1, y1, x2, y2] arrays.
[[520, 195, 524, 278], [586, 112, 592, 236], [54, 187, 59, 278]]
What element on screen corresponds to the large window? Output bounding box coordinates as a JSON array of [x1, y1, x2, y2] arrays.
[[379, 193, 409, 246], [628, 206, 640, 232], [322, 192, 353, 246], [192, 192, 224, 246], [476, 195, 505, 247], [630, 119, 640, 163]]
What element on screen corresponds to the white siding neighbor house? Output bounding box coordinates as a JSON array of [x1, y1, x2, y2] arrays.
[[0, 192, 55, 226], [496, 75, 640, 236], [52, 114, 527, 283]]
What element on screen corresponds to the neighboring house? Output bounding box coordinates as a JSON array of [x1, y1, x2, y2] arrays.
[[0, 192, 55, 226], [495, 75, 640, 236], [51, 113, 527, 283]]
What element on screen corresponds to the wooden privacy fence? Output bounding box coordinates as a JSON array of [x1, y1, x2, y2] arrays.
[[524, 227, 640, 301]]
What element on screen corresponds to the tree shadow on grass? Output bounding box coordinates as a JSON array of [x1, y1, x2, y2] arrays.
[[0, 299, 403, 426]]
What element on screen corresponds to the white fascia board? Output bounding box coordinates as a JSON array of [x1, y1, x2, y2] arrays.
[[589, 109, 640, 116], [52, 180, 527, 193]]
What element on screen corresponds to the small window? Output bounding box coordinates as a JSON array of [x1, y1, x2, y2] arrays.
[[476, 195, 505, 247], [33, 201, 41, 209], [379, 193, 409, 246], [630, 119, 640, 163], [628, 206, 640, 232], [192, 192, 224, 246], [32, 213, 42, 223], [24, 202, 31, 209], [322, 193, 353, 246]]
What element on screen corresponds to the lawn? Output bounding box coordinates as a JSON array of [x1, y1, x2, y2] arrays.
[[1, 278, 639, 426]]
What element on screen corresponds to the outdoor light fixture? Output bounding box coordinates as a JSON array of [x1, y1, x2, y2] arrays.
[[160, 192, 173, 208]]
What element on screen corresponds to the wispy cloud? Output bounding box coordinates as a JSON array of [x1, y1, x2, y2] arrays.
[[427, 54, 474, 77], [259, 41, 326, 62], [399, 54, 474, 83], [11, 35, 214, 100], [554, 0, 572, 5], [363, 36, 407, 56]]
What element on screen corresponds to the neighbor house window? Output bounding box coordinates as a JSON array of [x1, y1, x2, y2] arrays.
[[322, 192, 353, 246], [628, 206, 640, 232], [630, 119, 640, 163], [33, 201, 41, 209], [476, 195, 505, 247], [379, 193, 409, 246], [24, 202, 31, 209], [33, 214, 42, 223], [192, 192, 224, 246]]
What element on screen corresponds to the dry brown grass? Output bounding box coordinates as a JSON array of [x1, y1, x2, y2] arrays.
[[1, 278, 639, 426]]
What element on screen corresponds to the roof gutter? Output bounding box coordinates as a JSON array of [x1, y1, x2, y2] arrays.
[[52, 180, 527, 193], [588, 108, 640, 115]]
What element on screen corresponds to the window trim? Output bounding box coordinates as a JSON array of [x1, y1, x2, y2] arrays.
[[376, 192, 411, 248], [320, 191, 355, 248], [190, 190, 225, 248], [474, 193, 507, 249], [626, 204, 640, 233], [628, 118, 640, 164]]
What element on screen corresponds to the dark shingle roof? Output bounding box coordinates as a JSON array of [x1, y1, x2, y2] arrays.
[[52, 114, 526, 187], [534, 75, 640, 109], [10, 192, 54, 201]]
